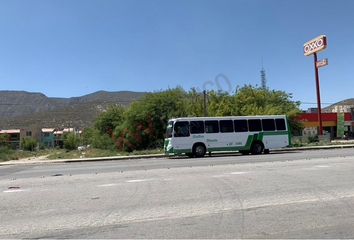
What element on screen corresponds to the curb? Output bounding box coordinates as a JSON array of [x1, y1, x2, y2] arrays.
[[274, 144, 354, 152], [1, 144, 354, 166]]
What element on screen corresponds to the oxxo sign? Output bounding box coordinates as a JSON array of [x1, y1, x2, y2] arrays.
[[303, 35, 327, 56]]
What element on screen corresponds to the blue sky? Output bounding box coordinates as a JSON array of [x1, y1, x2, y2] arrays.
[[0, 0, 353, 109]]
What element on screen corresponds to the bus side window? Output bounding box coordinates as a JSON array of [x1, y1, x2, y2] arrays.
[[174, 121, 190, 137], [190, 121, 205, 134], [262, 119, 276, 131], [234, 120, 248, 132], [205, 120, 219, 133], [220, 120, 233, 133], [275, 118, 286, 131], [248, 119, 262, 132]]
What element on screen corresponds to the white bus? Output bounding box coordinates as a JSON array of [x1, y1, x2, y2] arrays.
[[164, 115, 290, 157]]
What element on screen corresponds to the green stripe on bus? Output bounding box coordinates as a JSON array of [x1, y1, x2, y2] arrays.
[[262, 131, 289, 136], [286, 117, 292, 146]]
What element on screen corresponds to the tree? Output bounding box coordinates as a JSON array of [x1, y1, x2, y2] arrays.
[[185, 88, 204, 117], [114, 88, 189, 151], [82, 128, 115, 150], [207, 91, 237, 116], [95, 105, 125, 136], [234, 85, 302, 134]]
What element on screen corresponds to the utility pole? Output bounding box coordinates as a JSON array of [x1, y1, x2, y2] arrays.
[[203, 90, 208, 117]]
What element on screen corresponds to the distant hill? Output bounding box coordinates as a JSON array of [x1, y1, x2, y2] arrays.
[[0, 91, 147, 129]]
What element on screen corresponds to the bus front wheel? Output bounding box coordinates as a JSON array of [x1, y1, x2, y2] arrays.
[[193, 144, 206, 158]]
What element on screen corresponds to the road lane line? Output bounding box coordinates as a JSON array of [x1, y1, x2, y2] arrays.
[[229, 171, 248, 175], [315, 165, 330, 168], [212, 171, 248, 178], [97, 183, 117, 187], [126, 179, 152, 183], [3, 189, 28, 193]]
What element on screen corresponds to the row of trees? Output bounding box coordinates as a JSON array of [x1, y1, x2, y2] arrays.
[[82, 85, 302, 152]]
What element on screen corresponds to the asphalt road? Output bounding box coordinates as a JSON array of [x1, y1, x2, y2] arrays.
[[1, 149, 354, 238]]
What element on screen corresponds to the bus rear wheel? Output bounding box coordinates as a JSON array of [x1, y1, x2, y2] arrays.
[[251, 142, 264, 155], [193, 144, 206, 158]]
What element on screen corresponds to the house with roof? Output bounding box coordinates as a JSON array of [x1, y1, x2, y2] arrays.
[[0, 128, 41, 149], [41, 128, 56, 148], [0, 129, 21, 149]]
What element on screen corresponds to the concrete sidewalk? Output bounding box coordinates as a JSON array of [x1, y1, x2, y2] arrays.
[[1, 144, 354, 166]]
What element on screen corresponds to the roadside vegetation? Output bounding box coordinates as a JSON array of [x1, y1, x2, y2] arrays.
[[1, 85, 304, 161], [83, 85, 303, 152]]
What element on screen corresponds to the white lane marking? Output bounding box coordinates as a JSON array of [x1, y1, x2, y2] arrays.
[[126, 179, 152, 183], [212, 172, 248, 178], [229, 171, 248, 175], [3, 189, 28, 193], [304, 165, 331, 170], [315, 165, 330, 168], [97, 183, 117, 187]]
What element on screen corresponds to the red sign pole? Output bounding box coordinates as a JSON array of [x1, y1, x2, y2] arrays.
[[313, 52, 323, 135]]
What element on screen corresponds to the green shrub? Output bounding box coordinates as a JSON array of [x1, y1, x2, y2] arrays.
[[0, 146, 13, 161], [308, 135, 319, 143], [82, 128, 115, 150], [22, 138, 38, 151], [0, 134, 10, 148], [64, 133, 80, 150]]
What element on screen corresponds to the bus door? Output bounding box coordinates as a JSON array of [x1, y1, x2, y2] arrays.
[[173, 121, 191, 151]]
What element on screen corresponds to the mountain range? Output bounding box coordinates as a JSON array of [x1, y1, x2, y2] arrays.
[[0, 90, 147, 129], [1, 90, 353, 130]]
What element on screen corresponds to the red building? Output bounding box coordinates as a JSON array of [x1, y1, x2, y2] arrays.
[[298, 112, 353, 139]]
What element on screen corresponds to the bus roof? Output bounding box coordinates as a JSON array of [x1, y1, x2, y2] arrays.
[[169, 115, 287, 122]]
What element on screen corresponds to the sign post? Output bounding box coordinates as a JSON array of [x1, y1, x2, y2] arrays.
[[304, 35, 328, 135]]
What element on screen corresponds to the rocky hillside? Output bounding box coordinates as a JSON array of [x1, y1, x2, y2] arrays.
[[0, 91, 147, 129]]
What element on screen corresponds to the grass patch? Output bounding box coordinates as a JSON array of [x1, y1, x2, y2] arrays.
[[0, 147, 39, 161], [126, 148, 164, 156], [46, 148, 118, 159], [46, 148, 163, 160], [0, 147, 164, 162]]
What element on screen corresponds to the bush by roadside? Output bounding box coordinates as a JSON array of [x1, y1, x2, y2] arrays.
[[22, 138, 38, 151], [0, 147, 38, 161]]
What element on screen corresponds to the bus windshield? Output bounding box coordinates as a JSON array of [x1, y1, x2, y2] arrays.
[[165, 121, 173, 138]]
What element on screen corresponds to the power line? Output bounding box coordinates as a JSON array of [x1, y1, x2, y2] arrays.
[[299, 102, 335, 105]]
